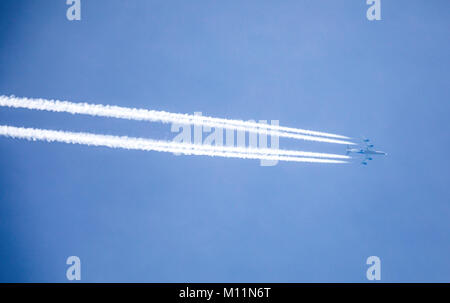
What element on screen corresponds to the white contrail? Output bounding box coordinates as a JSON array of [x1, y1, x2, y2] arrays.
[[192, 112, 351, 139], [157, 140, 350, 159], [0, 125, 348, 164], [0, 95, 355, 145]]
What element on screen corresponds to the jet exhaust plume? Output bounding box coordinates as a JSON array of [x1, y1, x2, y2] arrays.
[[0, 95, 355, 145], [0, 125, 348, 164]]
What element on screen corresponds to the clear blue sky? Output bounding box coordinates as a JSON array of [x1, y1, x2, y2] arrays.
[[0, 0, 449, 282]]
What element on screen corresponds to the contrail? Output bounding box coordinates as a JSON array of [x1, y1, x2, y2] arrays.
[[192, 112, 350, 139], [0, 125, 348, 164], [161, 140, 350, 159], [0, 95, 355, 145]]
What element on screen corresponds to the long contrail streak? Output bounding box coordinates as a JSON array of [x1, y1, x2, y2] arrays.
[[0, 96, 355, 145], [0, 125, 348, 164]]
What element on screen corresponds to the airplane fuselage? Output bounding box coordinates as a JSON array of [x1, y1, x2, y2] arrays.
[[348, 149, 387, 155]]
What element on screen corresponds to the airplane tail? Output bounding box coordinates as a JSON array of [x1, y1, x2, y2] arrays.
[[346, 145, 350, 155]]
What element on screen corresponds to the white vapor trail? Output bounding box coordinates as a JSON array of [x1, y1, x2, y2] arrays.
[[0, 95, 355, 145], [0, 125, 348, 164]]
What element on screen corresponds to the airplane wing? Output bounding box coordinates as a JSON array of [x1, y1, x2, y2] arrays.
[[361, 153, 373, 165], [363, 137, 374, 150]]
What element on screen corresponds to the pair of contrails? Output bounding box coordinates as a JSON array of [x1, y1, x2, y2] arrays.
[[0, 95, 355, 164]]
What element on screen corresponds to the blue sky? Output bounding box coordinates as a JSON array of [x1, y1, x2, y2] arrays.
[[0, 0, 449, 282]]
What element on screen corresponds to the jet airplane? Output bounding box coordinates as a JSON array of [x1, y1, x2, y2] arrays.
[[346, 138, 387, 165]]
